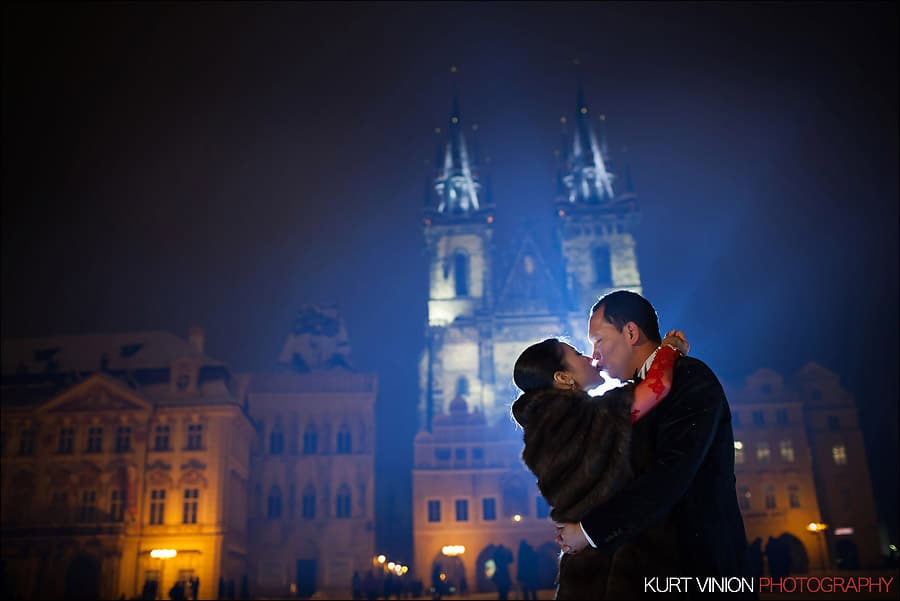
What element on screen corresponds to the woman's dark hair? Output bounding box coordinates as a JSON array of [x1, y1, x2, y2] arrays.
[[513, 338, 566, 393]]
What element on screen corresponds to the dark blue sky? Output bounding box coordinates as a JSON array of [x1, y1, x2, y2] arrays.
[[3, 2, 897, 560]]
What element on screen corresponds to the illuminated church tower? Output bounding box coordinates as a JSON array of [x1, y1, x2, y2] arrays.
[[419, 96, 496, 430], [555, 77, 643, 334]]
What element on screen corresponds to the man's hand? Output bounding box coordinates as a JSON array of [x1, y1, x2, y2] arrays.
[[554, 522, 589, 555]]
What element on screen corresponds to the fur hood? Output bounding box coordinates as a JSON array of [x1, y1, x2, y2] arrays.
[[512, 385, 634, 523]]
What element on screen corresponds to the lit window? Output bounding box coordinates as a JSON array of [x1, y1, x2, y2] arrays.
[[780, 440, 795, 463], [756, 442, 771, 463], [832, 444, 848, 465]]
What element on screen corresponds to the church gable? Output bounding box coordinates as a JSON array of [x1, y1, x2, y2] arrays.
[[37, 374, 153, 414], [494, 235, 566, 315]]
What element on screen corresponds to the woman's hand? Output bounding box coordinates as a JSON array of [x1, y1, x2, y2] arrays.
[[662, 329, 689, 356]]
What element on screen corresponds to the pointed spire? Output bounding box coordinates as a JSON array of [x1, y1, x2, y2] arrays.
[[429, 65, 483, 216]]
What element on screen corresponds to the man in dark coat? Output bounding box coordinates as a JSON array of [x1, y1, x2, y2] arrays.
[[555, 291, 752, 598]]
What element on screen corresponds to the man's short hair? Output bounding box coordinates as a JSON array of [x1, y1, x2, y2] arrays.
[[591, 290, 662, 344]]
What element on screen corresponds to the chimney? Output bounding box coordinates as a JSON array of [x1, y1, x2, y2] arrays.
[[188, 327, 205, 355]]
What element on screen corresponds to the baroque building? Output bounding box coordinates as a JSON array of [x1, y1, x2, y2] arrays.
[[0, 306, 375, 600], [1, 329, 254, 600]]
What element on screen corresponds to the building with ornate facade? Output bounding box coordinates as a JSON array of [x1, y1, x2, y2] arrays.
[[1, 329, 255, 600], [1, 306, 376, 600], [412, 84, 884, 593]]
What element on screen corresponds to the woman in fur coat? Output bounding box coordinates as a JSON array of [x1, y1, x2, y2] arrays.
[[511, 331, 688, 599]]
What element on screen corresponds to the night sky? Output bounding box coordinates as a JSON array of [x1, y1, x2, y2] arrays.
[[3, 2, 897, 561]]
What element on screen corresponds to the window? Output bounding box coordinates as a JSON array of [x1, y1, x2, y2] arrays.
[[752, 410, 765, 426], [734, 441, 745, 464], [79, 490, 97, 522], [472, 447, 484, 462], [153, 425, 170, 451], [455, 448, 466, 461], [115, 426, 132, 453], [454, 251, 470, 296], [18, 429, 35, 456], [58, 427, 74, 454], [269, 428, 284, 455], [828, 415, 840, 431], [110, 489, 124, 522], [336, 425, 352, 454], [776, 409, 789, 425], [435, 448, 451, 461], [738, 487, 751, 511], [186, 424, 203, 450], [455, 499, 469, 522], [150, 489, 166, 525], [832, 444, 848, 465], [86, 427, 103, 453], [592, 246, 612, 286], [765, 485, 776, 510], [502, 479, 529, 518], [176, 372, 191, 391], [303, 424, 318, 455], [267, 486, 282, 519], [482, 498, 496, 521], [788, 485, 800, 508], [302, 486, 316, 520], [779, 439, 795, 463], [183, 488, 199, 524], [536, 496, 550, 519], [760, 383, 773, 395], [756, 441, 771, 464], [427, 500, 441, 523], [336, 484, 351, 519]]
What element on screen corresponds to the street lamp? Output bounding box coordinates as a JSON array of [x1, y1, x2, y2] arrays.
[[806, 523, 829, 571], [150, 549, 177, 599]]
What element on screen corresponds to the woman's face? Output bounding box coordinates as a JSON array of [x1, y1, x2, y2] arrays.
[[560, 343, 605, 390]]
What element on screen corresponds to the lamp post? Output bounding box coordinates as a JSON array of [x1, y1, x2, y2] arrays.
[[806, 523, 829, 572]]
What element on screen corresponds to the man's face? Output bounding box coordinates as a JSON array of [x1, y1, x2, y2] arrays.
[[588, 305, 635, 380]]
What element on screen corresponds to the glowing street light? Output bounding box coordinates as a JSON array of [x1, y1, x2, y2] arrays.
[[377, 555, 386, 564], [442, 545, 465, 556], [512, 514, 522, 523], [150, 549, 177, 559], [806, 523, 829, 570]]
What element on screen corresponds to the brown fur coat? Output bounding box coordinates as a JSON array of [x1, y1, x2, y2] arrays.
[[512, 385, 678, 599]]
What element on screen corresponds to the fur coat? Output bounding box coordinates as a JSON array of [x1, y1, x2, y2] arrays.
[[512, 385, 680, 599]]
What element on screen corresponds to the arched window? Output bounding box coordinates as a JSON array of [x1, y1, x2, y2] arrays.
[[302, 485, 316, 520], [336, 484, 351, 519], [269, 423, 284, 455], [592, 246, 612, 286], [454, 251, 470, 297], [336, 425, 352, 454], [303, 424, 318, 455], [267, 485, 282, 519]]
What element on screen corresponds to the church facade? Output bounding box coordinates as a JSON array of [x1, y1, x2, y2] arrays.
[[411, 84, 884, 593]]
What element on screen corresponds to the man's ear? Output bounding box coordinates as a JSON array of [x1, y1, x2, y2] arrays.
[[624, 321, 641, 345]]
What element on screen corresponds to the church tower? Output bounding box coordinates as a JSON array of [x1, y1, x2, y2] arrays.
[[555, 78, 643, 326], [419, 96, 495, 431]]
